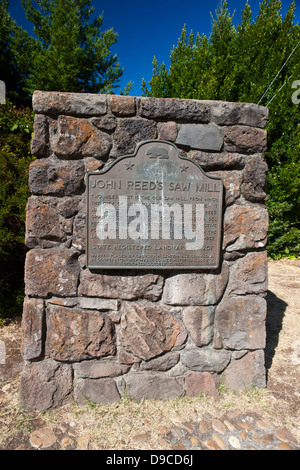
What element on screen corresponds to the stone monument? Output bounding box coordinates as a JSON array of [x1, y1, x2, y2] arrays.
[[20, 92, 269, 410]]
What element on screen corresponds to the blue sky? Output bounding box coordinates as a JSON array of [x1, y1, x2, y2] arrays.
[[7, 0, 300, 96]]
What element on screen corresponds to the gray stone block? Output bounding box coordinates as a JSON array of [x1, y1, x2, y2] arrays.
[[140, 97, 210, 122], [74, 377, 121, 404], [176, 124, 223, 151], [214, 296, 267, 350], [21, 297, 44, 360], [226, 251, 268, 296], [163, 263, 229, 306], [220, 350, 266, 391], [209, 101, 268, 128], [74, 359, 130, 379], [32, 90, 107, 116], [0, 340, 6, 365], [19, 360, 72, 411], [124, 372, 184, 400], [78, 298, 119, 310], [180, 348, 230, 373]]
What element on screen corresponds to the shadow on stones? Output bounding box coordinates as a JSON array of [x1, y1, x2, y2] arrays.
[[265, 290, 288, 379]]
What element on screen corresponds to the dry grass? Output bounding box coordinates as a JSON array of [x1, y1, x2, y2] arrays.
[[0, 370, 280, 450]]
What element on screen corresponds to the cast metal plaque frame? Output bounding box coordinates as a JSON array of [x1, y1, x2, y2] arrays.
[[86, 140, 223, 270]]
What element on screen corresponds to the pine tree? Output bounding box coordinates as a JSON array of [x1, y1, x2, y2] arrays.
[[21, 0, 124, 93], [0, 0, 35, 104], [209, 0, 237, 100]]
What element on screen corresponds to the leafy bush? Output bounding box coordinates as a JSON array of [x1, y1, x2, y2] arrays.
[[0, 102, 34, 320]]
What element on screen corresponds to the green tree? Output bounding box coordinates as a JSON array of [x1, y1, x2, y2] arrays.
[[142, 0, 300, 258], [0, 102, 34, 320], [0, 0, 36, 105], [21, 0, 124, 94]]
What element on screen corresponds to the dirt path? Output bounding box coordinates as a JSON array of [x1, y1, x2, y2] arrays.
[[265, 259, 300, 419], [0, 259, 299, 450]]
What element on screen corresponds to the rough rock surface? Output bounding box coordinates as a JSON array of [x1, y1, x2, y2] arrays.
[[20, 92, 269, 409]]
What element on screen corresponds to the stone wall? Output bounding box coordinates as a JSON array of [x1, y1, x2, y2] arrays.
[[20, 92, 269, 411]]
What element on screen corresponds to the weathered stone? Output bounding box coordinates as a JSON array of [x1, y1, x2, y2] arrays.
[[275, 427, 298, 444], [226, 251, 268, 296], [84, 157, 104, 172], [19, 360, 72, 411], [74, 377, 121, 405], [228, 435, 242, 449], [74, 359, 130, 378], [162, 263, 229, 306], [185, 371, 219, 397], [25, 248, 80, 297], [78, 297, 119, 310], [76, 434, 90, 450], [119, 301, 185, 361], [221, 350, 266, 390], [30, 426, 57, 449], [124, 372, 184, 400], [181, 348, 230, 373], [212, 419, 228, 434], [0, 341, 5, 365], [31, 114, 50, 157], [214, 296, 267, 350], [188, 151, 245, 170], [21, 297, 44, 360], [32, 90, 107, 116], [22, 91, 270, 410], [55, 116, 112, 159], [157, 121, 178, 141], [79, 270, 164, 301], [242, 156, 268, 202], [57, 197, 80, 218], [212, 434, 227, 449], [183, 306, 214, 346], [223, 126, 267, 154], [91, 116, 117, 132], [113, 118, 157, 155], [209, 101, 268, 128], [25, 197, 66, 248], [140, 97, 210, 122], [223, 204, 269, 251], [60, 217, 73, 235], [139, 352, 180, 371], [208, 170, 242, 205], [47, 299, 78, 310], [29, 159, 85, 196], [176, 124, 223, 151], [109, 95, 136, 116], [45, 306, 116, 361], [72, 209, 86, 251], [199, 420, 210, 434]]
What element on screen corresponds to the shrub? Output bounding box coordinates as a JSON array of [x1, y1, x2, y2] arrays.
[[0, 102, 34, 320]]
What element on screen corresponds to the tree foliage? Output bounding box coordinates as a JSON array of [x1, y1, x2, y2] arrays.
[[142, 0, 300, 258], [0, 0, 36, 105], [0, 102, 34, 319], [21, 0, 124, 94]]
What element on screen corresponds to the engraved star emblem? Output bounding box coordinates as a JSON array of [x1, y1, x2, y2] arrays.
[[125, 161, 134, 170], [180, 163, 189, 172]]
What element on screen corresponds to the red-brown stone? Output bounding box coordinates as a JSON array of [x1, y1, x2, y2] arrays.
[[25, 248, 80, 297], [46, 306, 116, 361], [185, 371, 219, 397], [119, 301, 185, 361]]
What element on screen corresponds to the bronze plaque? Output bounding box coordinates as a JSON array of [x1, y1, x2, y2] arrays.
[[86, 140, 223, 269]]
